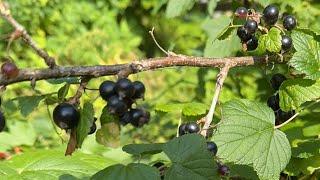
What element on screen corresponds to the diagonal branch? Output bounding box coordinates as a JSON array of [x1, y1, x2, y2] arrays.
[[0, 55, 269, 86], [200, 65, 230, 137], [0, 2, 56, 68]]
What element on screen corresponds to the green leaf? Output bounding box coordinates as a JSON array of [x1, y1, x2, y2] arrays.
[[212, 99, 291, 180], [122, 143, 164, 155], [57, 83, 70, 100], [303, 124, 320, 137], [46, 77, 80, 84], [96, 122, 120, 148], [155, 103, 183, 113], [204, 34, 240, 58], [155, 103, 207, 116], [258, 27, 282, 53], [208, 0, 220, 16], [292, 139, 320, 158], [166, 0, 196, 18], [16, 95, 45, 117], [216, 25, 239, 40], [76, 102, 94, 148], [289, 31, 320, 80], [163, 134, 219, 180], [100, 106, 118, 124], [92, 163, 161, 180], [286, 156, 320, 176], [0, 149, 116, 179], [279, 79, 320, 111]]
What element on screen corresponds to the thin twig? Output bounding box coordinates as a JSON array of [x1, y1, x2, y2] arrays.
[[149, 27, 170, 56], [67, 77, 91, 105], [200, 65, 230, 137], [0, 2, 56, 68]]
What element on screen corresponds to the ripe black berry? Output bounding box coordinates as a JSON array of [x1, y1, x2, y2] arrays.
[[107, 96, 128, 115], [185, 122, 200, 134], [281, 35, 292, 51], [99, 80, 116, 101], [244, 20, 258, 34], [178, 123, 187, 136], [119, 112, 131, 125], [283, 15, 297, 31], [88, 123, 97, 135], [267, 94, 280, 111], [275, 110, 295, 125], [130, 108, 150, 127], [237, 27, 252, 42], [235, 7, 247, 18], [218, 164, 230, 176], [246, 36, 258, 51], [263, 5, 279, 25], [53, 103, 80, 129], [0, 111, 5, 132], [1, 61, 19, 78], [132, 81, 146, 99], [270, 73, 287, 91], [206, 141, 218, 156], [115, 78, 135, 99]]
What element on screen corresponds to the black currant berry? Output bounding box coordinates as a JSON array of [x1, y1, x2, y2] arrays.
[[130, 108, 150, 127], [0, 111, 5, 132], [281, 35, 292, 51], [246, 36, 258, 51], [206, 141, 218, 156], [53, 103, 80, 129], [185, 122, 200, 134], [235, 7, 247, 18], [275, 110, 295, 125], [132, 81, 146, 99], [244, 19, 258, 34], [107, 96, 128, 115], [270, 73, 287, 91], [119, 112, 131, 126], [99, 80, 116, 101], [218, 164, 230, 176], [237, 27, 252, 42], [283, 15, 297, 31], [1, 61, 19, 78], [115, 78, 135, 99], [263, 4, 279, 25], [267, 94, 280, 111], [88, 123, 97, 135], [178, 123, 187, 136]]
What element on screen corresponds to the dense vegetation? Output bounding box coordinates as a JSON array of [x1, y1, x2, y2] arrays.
[[0, 0, 320, 179]]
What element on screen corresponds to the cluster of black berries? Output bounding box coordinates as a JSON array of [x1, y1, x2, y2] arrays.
[[0, 98, 5, 133], [267, 74, 295, 125], [235, 4, 296, 51], [99, 78, 150, 127]]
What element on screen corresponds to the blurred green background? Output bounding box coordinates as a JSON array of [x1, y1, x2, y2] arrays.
[[0, 0, 319, 178]]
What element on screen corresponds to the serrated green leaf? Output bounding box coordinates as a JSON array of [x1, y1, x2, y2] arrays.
[[289, 31, 320, 79], [212, 99, 291, 180], [17, 95, 45, 117], [279, 79, 320, 111], [0, 149, 116, 179], [163, 134, 219, 180], [258, 27, 282, 53], [122, 143, 164, 155], [76, 102, 94, 148], [57, 83, 70, 100], [92, 163, 161, 180], [165, 0, 196, 18], [182, 102, 208, 116], [96, 122, 120, 148]]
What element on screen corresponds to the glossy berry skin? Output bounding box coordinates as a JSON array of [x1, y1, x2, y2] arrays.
[[218, 164, 230, 176], [99, 81, 116, 101], [53, 103, 80, 129], [263, 5, 279, 25], [130, 108, 150, 127], [206, 141, 218, 156], [270, 73, 287, 91], [267, 94, 280, 111], [1, 61, 19, 78], [0, 111, 5, 132], [246, 36, 258, 51], [281, 35, 293, 51], [283, 15, 297, 31], [244, 20, 258, 34], [107, 96, 128, 115], [235, 7, 247, 18], [178, 123, 187, 136], [115, 78, 135, 99], [132, 81, 146, 99], [185, 122, 200, 134], [237, 27, 252, 42], [119, 112, 131, 126], [88, 123, 97, 135]]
